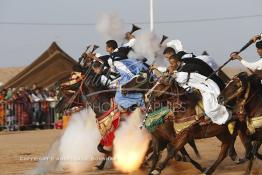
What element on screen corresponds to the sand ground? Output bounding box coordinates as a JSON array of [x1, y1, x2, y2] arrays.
[[0, 129, 261, 175]]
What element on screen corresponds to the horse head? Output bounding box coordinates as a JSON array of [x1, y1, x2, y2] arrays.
[[219, 72, 249, 105], [79, 44, 100, 67], [144, 74, 177, 104], [83, 71, 115, 116]]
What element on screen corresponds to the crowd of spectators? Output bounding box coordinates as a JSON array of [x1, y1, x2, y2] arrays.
[[0, 84, 60, 131]]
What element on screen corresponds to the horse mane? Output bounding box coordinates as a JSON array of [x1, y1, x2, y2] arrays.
[[235, 71, 262, 98], [164, 79, 201, 108], [235, 71, 248, 80], [248, 74, 262, 94]]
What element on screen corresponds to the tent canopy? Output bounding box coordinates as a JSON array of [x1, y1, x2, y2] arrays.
[[4, 42, 77, 89]]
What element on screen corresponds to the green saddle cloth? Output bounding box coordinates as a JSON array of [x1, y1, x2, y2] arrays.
[[145, 107, 171, 132]]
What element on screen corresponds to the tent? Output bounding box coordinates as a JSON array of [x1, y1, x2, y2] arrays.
[[4, 42, 77, 89]]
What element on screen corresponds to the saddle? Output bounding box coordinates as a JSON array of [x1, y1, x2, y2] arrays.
[[145, 104, 208, 134], [173, 100, 207, 133], [121, 72, 150, 92], [97, 106, 121, 147], [247, 115, 262, 134], [145, 107, 173, 132]]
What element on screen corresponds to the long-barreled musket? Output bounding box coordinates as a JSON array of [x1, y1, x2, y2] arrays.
[[206, 34, 262, 80], [78, 45, 91, 64], [159, 35, 168, 47], [91, 45, 99, 53], [123, 24, 141, 43], [130, 24, 141, 34]]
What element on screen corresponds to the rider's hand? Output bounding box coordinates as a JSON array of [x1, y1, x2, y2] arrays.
[[230, 52, 242, 61], [81, 52, 87, 58], [86, 53, 95, 59], [251, 34, 262, 43]]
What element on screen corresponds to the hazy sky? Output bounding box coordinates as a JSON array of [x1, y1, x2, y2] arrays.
[[0, 0, 261, 68]]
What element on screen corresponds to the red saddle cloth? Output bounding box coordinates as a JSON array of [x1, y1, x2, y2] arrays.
[[97, 106, 121, 147]]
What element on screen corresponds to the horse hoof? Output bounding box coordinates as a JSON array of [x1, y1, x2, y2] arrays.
[[202, 168, 212, 175], [244, 171, 251, 175], [93, 165, 104, 170], [92, 166, 99, 170], [200, 167, 207, 173], [234, 158, 246, 164], [149, 170, 160, 175]]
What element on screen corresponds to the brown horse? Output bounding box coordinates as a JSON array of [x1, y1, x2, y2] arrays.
[[56, 62, 118, 169], [144, 75, 236, 175], [121, 72, 203, 174], [55, 71, 88, 113], [218, 72, 262, 175], [55, 45, 102, 113], [78, 69, 119, 170]]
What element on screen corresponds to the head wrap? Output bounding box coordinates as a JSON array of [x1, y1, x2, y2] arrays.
[[256, 40, 262, 49]]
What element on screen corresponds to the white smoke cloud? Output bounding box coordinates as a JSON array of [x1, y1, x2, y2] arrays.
[[29, 107, 102, 175], [132, 32, 161, 64], [113, 109, 151, 173], [96, 12, 125, 41], [58, 108, 102, 174], [27, 135, 62, 175]]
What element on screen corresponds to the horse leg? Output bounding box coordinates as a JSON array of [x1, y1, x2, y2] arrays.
[[228, 131, 238, 161], [164, 127, 204, 172], [157, 144, 204, 172], [243, 135, 253, 160], [245, 140, 261, 175], [188, 139, 201, 159], [174, 152, 183, 161], [95, 144, 112, 170], [95, 156, 108, 170], [142, 141, 154, 168], [203, 133, 231, 175], [245, 143, 256, 175], [97, 143, 112, 156], [179, 147, 205, 171], [157, 143, 175, 171], [148, 136, 161, 175], [228, 123, 246, 164], [255, 141, 262, 160]]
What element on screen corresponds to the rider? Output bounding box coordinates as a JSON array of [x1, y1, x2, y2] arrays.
[[91, 61, 120, 88], [91, 40, 148, 111], [166, 55, 179, 74], [123, 31, 136, 47], [165, 39, 230, 83], [230, 34, 262, 79], [197, 51, 219, 71], [168, 54, 231, 125], [163, 47, 176, 61]]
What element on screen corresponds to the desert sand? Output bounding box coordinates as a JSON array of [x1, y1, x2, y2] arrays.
[[0, 129, 261, 175]]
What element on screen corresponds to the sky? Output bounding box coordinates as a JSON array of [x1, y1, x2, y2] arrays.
[[0, 0, 262, 68]]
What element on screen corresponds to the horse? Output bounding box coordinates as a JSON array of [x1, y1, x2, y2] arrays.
[[55, 60, 117, 169], [55, 45, 101, 113], [122, 72, 203, 174], [55, 71, 88, 113], [55, 56, 155, 170], [144, 75, 237, 175], [218, 72, 262, 175]]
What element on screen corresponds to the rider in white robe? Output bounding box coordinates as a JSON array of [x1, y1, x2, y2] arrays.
[[174, 72, 230, 125], [168, 55, 230, 125], [231, 38, 262, 71]]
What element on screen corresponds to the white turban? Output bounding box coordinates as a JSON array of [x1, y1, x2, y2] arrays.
[[166, 39, 183, 52]]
